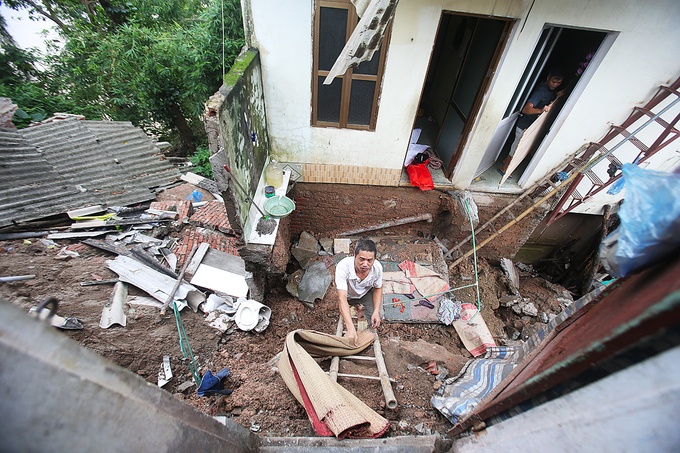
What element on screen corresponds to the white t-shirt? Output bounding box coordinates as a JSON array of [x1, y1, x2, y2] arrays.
[[335, 256, 383, 299]]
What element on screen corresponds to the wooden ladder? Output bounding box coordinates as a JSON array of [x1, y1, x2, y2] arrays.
[[444, 154, 579, 268], [329, 317, 398, 409], [446, 79, 680, 269]]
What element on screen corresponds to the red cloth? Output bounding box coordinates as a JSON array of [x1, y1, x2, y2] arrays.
[[406, 161, 434, 191]]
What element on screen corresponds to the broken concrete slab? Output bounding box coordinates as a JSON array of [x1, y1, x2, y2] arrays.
[[500, 258, 520, 295], [285, 269, 304, 299], [297, 261, 332, 306], [499, 294, 522, 307], [291, 231, 320, 268], [319, 238, 334, 254]]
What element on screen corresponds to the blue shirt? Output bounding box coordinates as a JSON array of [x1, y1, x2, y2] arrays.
[[516, 83, 557, 130]]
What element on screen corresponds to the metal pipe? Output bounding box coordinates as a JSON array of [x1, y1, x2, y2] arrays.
[[373, 333, 398, 409], [329, 317, 343, 382], [0, 275, 36, 283], [339, 213, 433, 237]]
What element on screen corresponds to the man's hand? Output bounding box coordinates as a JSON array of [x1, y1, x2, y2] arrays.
[[371, 311, 381, 329], [345, 323, 358, 347]]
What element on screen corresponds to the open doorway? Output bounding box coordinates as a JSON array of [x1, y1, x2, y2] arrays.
[[410, 13, 511, 179], [473, 26, 610, 189]]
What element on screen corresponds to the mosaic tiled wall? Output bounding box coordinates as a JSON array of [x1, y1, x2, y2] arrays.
[[301, 163, 402, 186]]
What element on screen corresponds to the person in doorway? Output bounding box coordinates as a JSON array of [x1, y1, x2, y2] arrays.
[[499, 68, 565, 175], [335, 238, 383, 346]]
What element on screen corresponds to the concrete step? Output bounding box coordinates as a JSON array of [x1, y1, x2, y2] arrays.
[[259, 434, 448, 452]]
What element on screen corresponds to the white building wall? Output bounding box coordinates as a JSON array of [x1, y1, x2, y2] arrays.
[[245, 0, 680, 188]]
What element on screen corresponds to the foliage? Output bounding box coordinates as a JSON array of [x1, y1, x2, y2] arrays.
[[0, 13, 99, 126], [1, 0, 245, 154], [190, 145, 214, 179]]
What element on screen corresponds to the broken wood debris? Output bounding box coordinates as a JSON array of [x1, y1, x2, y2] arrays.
[[160, 243, 198, 316]]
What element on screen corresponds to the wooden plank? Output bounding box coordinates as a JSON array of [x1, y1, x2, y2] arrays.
[[184, 242, 210, 281]]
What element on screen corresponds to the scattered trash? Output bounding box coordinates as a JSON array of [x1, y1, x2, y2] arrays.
[[522, 301, 538, 317], [206, 311, 235, 333], [29, 297, 83, 330], [186, 189, 203, 203], [197, 367, 233, 397], [202, 293, 236, 315], [100, 281, 127, 328], [249, 422, 261, 433], [157, 355, 173, 387], [38, 239, 59, 249], [176, 380, 195, 392], [55, 247, 80, 260], [452, 303, 496, 357], [437, 298, 462, 325], [424, 361, 439, 375]]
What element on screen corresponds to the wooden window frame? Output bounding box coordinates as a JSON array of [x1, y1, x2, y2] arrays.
[[312, 0, 390, 130]]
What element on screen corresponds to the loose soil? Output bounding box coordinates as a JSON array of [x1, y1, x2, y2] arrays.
[[0, 213, 571, 440]]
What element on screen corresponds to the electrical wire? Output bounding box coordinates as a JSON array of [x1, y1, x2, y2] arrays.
[[464, 197, 481, 320], [172, 300, 202, 386]]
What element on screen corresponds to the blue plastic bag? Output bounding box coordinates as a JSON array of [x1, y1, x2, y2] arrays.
[[186, 189, 203, 202], [600, 164, 680, 277]]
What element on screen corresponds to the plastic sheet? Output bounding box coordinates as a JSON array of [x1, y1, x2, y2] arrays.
[[406, 160, 434, 191], [600, 164, 680, 277]]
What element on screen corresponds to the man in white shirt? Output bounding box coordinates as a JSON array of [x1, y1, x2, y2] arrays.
[[335, 238, 383, 346]]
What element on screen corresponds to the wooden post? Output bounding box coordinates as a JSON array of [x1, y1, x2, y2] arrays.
[[160, 244, 198, 316]]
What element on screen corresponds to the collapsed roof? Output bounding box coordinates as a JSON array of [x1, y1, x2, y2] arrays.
[[0, 118, 181, 227]]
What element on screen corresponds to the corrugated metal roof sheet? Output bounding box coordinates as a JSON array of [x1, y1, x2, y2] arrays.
[[0, 119, 181, 227]]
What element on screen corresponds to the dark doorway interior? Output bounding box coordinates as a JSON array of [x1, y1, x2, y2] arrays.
[[481, 27, 609, 185], [413, 13, 510, 178]]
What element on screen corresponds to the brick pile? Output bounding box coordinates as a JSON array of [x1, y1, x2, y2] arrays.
[[175, 227, 239, 268], [188, 201, 232, 234]]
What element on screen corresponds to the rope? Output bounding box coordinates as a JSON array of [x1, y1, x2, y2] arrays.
[[464, 197, 481, 320], [172, 300, 202, 386], [417, 199, 482, 319]]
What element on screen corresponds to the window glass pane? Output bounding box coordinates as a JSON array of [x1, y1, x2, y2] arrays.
[[319, 7, 348, 71], [354, 45, 381, 75], [348, 80, 376, 125], [317, 76, 342, 123]]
